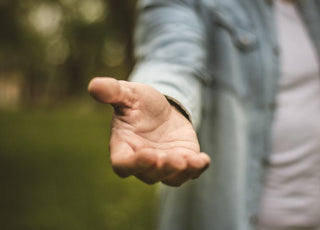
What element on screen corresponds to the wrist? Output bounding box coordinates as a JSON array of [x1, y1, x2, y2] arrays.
[[165, 96, 190, 122]]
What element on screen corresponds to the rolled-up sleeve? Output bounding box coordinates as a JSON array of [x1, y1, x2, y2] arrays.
[[129, 0, 208, 130]]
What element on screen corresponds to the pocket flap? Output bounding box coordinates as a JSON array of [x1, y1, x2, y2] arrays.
[[214, 8, 258, 51]]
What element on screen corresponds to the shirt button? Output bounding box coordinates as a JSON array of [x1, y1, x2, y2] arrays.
[[264, 0, 273, 6], [273, 46, 280, 56], [240, 37, 250, 46], [261, 157, 270, 167], [250, 215, 259, 226], [268, 101, 277, 110], [237, 36, 251, 50]]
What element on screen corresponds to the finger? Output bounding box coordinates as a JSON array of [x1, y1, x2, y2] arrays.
[[109, 140, 136, 178], [189, 152, 211, 179], [88, 77, 134, 108], [161, 170, 191, 187], [110, 139, 156, 178], [161, 152, 210, 186], [135, 152, 187, 185]]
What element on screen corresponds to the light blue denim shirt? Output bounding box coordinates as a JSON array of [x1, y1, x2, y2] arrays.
[[129, 0, 320, 229]]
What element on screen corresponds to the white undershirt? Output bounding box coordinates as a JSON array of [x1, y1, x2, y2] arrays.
[[258, 1, 320, 229]]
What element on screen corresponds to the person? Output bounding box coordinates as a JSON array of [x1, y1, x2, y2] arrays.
[[88, 0, 320, 229]]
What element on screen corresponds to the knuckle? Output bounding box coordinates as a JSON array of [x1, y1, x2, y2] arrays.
[[167, 155, 188, 172], [161, 172, 189, 187], [186, 154, 208, 171], [110, 156, 125, 169], [112, 166, 130, 178], [162, 163, 178, 175], [136, 174, 158, 185], [110, 155, 135, 178], [136, 152, 157, 170]]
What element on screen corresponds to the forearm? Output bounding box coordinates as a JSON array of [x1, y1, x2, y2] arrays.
[[129, 0, 208, 130]]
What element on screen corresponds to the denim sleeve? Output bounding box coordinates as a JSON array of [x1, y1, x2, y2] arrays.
[[129, 0, 208, 130]]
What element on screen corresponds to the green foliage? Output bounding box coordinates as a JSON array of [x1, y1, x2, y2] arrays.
[[0, 0, 136, 105], [0, 2, 153, 229], [0, 108, 157, 230]]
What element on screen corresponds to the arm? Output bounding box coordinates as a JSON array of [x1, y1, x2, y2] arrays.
[[130, 0, 208, 130], [89, 0, 210, 186]]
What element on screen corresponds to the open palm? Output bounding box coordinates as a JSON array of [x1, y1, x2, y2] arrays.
[[89, 77, 210, 186]]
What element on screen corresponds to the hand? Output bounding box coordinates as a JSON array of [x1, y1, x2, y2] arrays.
[[88, 77, 210, 186]]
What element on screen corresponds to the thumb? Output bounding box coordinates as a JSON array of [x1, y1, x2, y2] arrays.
[[88, 77, 133, 108]]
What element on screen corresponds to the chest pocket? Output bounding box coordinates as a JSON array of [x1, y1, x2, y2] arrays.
[[211, 1, 258, 52]]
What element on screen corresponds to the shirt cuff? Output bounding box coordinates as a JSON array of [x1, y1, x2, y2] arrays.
[[129, 61, 202, 130], [165, 95, 191, 122]]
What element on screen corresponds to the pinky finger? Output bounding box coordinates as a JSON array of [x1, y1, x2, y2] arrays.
[[191, 152, 211, 179]]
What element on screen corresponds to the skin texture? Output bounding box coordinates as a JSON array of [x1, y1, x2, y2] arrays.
[[88, 77, 210, 186]]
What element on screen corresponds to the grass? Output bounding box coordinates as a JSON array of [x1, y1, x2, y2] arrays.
[[0, 106, 157, 230]]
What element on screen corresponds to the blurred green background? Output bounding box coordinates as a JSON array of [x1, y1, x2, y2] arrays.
[[0, 0, 157, 229]]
